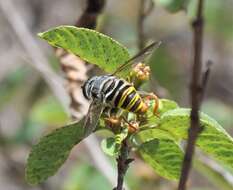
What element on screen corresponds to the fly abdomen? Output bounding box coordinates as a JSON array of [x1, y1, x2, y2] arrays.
[[129, 98, 142, 112], [115, 86, 144, 113], [113, 84, 131, 107], [121, 90, 137, 109], [105, 79, 124, 102]]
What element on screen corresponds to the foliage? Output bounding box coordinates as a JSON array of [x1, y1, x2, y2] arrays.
[[26, 120, 85, 184], [139, 138, 183, 180], [38, 26, 130, 76], [159, 108, 233, 169], [26, 26, 233, 185]]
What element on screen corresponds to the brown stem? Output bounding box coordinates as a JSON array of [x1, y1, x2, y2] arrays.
[[137, 0, 154, 50], [200, 60, 212, 101], [113, 139, 133, 190], [178, 0, 207, 189], [76, 0, 105, 28], [137, 0, 146, 50]]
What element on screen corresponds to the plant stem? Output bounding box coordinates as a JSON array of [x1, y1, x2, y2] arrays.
[[178, 0, 206, 189], [137, 0, 154, 50], [137, 0, 146, 50], [114, 139, 132, 190], [76, 0, 105, 28]]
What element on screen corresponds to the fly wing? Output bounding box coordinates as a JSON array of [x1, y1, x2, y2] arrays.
[[112, 41, 161, 76], [83, 100, 105, 137]]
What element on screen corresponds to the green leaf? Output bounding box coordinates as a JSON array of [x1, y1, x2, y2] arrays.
[[158, 99, 179, 114], [26, 119, 85, 185], [159, 108, 233, 170], [39, 26, 130, 76], [135, 128, 178, 143], [101, 137, 119, 157], [155, 0, 190, 13], [139, 139, 183, 180], [101, 129, 128, 157]]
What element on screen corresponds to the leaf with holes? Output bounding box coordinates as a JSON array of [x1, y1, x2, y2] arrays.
[[139, 138, 183, 180], [38, 26, 130, 76], [25, 119, 85, 185], [158, 108, 233, 170]]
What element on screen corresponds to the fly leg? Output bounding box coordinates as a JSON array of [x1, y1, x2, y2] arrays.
[[104, 108, 123, 133], [138, 91, 159, 116], [121, 116, 139, 133]]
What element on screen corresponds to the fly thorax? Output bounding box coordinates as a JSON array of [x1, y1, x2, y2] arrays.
[[82, 75, 115, 102]]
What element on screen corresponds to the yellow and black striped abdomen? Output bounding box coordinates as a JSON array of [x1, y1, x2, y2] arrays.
[[115, 86, 145, 113]]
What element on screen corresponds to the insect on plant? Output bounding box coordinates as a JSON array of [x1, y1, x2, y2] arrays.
[[26, 26, 233, 189], [81, 41, 161, 136]]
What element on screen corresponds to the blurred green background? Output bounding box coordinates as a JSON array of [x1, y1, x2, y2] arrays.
[[0, 0, 232, 190]]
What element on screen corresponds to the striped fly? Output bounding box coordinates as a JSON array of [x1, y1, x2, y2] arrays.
[[82, 41, 161, 136]]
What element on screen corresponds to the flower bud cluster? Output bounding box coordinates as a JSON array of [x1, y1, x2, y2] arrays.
[[132, 62, 151, 81]]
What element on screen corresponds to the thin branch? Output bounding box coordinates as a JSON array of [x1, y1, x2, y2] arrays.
[[200, 60, 212, 101], [137, 0, 154, 50], [76, 0, 105, 28], [0, 0, 70, 114], [113, 139, 133, 190], [178, 0, 206, 189], [137, 0, 146, 50]]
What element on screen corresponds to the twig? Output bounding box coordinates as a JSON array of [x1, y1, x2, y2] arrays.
[[137, 0, 154, 50], [200, 60, 212, 101], [178, 0, 206, 189], [0, 0, 70, 114], [76, 0, 105, 28], [113, 139, 133, 190], [137, 0, 146, 50]]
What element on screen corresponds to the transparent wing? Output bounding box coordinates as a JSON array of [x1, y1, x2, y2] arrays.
[[112, 41, 162, 76], [83, 100, 105, 137]]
